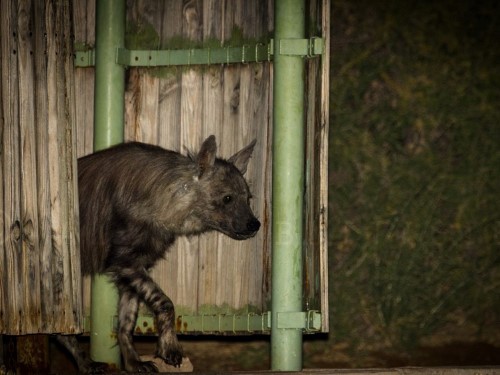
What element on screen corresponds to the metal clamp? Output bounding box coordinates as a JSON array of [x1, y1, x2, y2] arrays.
[[275, 310, 322, 332], [277, 37, 324, 57]]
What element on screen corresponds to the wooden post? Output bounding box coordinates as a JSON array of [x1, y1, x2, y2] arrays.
[[0, 0, 82, 335]]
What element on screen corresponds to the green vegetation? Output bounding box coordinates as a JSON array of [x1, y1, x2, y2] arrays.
[[329, 0, 500, 357]]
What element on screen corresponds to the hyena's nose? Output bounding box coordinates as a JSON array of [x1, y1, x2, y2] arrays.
[[247, 218, 261, 232]]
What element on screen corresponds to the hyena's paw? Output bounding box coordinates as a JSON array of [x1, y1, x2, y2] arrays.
[[156, 336, 184, 367], [124, 358, 158, 373]]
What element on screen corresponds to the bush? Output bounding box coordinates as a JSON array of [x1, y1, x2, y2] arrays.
[[329, 0, 500, 352]]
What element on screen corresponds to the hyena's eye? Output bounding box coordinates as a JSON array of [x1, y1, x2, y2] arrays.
[[223, 195, 232, 204]]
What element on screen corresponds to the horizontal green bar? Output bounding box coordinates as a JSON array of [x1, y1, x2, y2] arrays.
[[83, 310, 321, 334], [73, 38, 324, 67], [134, 313, 272, 335], [116, 44, 272, 67]]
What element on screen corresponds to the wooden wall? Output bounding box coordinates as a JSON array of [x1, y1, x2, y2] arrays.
[[304, 0, 330, 332], [75, 0, 329, 332], [0, 0, 82, 335], [74, 0, 275, 320], [0, 0, 329, 335]]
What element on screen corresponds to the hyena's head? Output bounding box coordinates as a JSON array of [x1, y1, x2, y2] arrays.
[[192, 135, 261, 240]]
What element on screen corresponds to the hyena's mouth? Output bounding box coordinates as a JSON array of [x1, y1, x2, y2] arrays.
[[228, 230, 259, 240], [215, 218, 261, 240]]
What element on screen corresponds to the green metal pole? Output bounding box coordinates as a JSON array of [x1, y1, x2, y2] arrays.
[[271, 0, 305, 371], [90, 0, 126, 368]]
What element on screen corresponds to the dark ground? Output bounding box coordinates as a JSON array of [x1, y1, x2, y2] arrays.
[[44, 335, 500, 373]]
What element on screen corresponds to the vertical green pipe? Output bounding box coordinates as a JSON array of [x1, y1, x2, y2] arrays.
[[271, 0, 305, 371], [90, 0, 125, 368]]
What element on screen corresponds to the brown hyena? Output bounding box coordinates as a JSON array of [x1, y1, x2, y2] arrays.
[[58, 135, 260, 372]]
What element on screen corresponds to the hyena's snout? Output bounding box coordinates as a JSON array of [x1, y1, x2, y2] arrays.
[[246, 217, 261, 233], [235, 215, 260, 239], [226, 210, 261, 240]]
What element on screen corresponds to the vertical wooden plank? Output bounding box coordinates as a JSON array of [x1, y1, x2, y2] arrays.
[[1, 0, 22, 334], [17, 0, 42, 332], [319, 0, 331, 332], [215, 0, 243, 311], [73, 0, 95, 157], [303, 0, 330, 332], [156, 0, 183, 150], [0, 1, 21, 332], [148, 0, 186, 314], [59, 0, 83, 332], [73, 0, 95, 324], [124, 0, 161, 144], [234, 0, 273, 311], [177, 0, 203, 312], [0, 0, 82, 335], [244, 0, 272, 311], [196, 0, 224, 313], [248, 48, 274, 312], [209, 0, 272, 313], [33, 0, 54, 332], [0, 0, 4, 335], [38, 0, 82, 333]]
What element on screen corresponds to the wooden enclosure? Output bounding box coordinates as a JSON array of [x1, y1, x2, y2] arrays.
[[1, 0, 329, 335], [75, 0, 329, 333]]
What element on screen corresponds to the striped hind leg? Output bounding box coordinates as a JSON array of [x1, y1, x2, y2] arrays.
[[115, 267, 183, 368], [117, 287, 158, 372]]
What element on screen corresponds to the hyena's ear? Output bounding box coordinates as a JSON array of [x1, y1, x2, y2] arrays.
[[197, 135, 217, 177], [228, 139, 257, 175]]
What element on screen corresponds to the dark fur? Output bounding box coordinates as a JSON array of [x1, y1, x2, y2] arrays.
[[64, 136, 260, 372]]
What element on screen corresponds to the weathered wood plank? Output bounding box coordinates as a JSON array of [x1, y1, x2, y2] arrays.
[[0, 4, 5, 336], [156, 0, 183, 150], [147, 0, 186, 314], [73, 0, 95, 157], [33, 0, 54, 332], [318, 0, 331, 332], [57, 0, 83, 333], [125, 0, 161, 144], [0, 0, 82, 335], [257, 0, 274, 312], [303, 0, 330, 332], [245, 59, 272, 313], [72, 0, 96, 319], [176, 0, 203, 313], [237, 0, 271, 312], [1, 0, 23, 333], [197, 0, 225, 312], [18, 0, 43, 333], [217, 0, 244, 311]]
